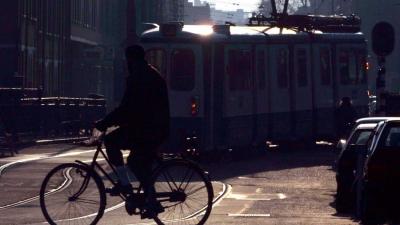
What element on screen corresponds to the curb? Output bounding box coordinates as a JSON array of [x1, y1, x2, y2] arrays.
[[16, 136, 89, 149]]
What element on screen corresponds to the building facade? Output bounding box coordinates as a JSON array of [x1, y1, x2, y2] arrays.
[[184, 0, 212, 25], [0, 0, 127, 108], [135, 0, 185, 35], [0, 0, 70, 96], [211, 8, 247, 25]]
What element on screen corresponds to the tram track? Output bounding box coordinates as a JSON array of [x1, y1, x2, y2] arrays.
[[0, 148, 231, 224], [0, 149, 97, 210]]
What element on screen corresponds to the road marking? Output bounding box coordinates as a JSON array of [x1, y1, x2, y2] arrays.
[[278, 193, 287, 199], [227, 192, 287, 201], [0, 150, 233, 225], [0, 148, 108, 210], [228, 213, 271, 217], [51, 181, 231, 225], [0, 149, 96, 176]]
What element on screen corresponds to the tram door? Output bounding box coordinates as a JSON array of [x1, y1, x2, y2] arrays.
[[254, 45, 270, 144], [147, 44, 204, 151], [335, 44, 369, 114], [270, 45, 291, 140], [313, 45, 335, 138], [223, 45, 255, 147], [293, 45, 313, 139]]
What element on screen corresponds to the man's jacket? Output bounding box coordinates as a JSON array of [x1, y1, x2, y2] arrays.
[[98, 61, 170, 141]]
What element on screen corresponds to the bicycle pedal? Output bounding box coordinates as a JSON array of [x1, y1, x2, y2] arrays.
[[105, 187, 120, 196]]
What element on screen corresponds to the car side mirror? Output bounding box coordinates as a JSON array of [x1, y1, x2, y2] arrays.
[[337, 139, 346, 151]]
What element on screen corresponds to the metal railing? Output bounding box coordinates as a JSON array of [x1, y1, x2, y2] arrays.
[[0, 88, 106, 140]]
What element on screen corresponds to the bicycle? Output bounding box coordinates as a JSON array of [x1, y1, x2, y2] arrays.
[[39, 134, 214, 225]]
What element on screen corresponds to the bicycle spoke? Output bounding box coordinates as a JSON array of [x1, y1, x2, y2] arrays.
[[153, 161, 213, 225], [40, 163, 105, 225], [163, 170, 179, 190], [186, 185, 206, 196]]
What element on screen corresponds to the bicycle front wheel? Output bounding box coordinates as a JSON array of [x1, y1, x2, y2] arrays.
[[152, 160, 214, 225], [40, 163, 106, 225]]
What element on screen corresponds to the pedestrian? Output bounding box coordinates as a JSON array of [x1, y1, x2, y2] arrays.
[[335, 97, 357, 140]]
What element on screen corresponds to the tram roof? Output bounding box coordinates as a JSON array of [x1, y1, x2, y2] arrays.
[[140, 24, 365, 43]]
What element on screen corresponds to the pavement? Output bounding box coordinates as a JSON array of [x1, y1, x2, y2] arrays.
[[0, 143, 364, 225]]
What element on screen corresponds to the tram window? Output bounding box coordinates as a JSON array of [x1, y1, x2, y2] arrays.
[[145, 49, 166, 79], [320, 48, 331, 85], [296, 49, 308, 87], [170, 49, 195, 91], [349, 52, 357, 84], [227, 49, 252, 91], [257, 50, 266, 89], [277, 49, 288, 88]]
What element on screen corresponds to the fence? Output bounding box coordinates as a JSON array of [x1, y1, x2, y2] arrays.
[[0, 88, 106, 139]]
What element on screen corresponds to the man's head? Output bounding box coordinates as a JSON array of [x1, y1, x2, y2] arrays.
[[125, 45, 146, 74], [126, 45, 145, 62]]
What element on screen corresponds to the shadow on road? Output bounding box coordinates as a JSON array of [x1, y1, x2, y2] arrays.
[[202, 145, 338, 181]]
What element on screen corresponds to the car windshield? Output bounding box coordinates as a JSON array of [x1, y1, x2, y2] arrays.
[[349, 130, 373, 145]]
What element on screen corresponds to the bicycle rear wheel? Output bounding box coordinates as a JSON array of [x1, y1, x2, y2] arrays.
[[151, 160, 214, 225], [40, 163, 106, 225]]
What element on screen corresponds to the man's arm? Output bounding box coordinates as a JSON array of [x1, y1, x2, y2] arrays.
[[95, 78, 134, 131]]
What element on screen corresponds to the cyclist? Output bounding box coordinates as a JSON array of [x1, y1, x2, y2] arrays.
[[94, 45, 170, 218]]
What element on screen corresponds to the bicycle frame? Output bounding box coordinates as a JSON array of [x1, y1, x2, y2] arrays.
[[74, 141, 128, 200], [72, 140, 202, 205]]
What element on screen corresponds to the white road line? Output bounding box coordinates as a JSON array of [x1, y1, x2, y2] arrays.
[[124, 182, 232, 225], [228, 213, 271, 217], [0, 149, 96, 176], [0, 150, 232, 225], [0, 148, 103, 210]]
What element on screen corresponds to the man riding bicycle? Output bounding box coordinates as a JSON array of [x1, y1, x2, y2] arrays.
[[94, 45, 170, 218]]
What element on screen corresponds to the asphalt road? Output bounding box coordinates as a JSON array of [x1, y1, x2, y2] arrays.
[[0, 144, 360, 225]]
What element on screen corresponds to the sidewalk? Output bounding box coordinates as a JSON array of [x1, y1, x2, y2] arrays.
[[0, 135, 88, 159]]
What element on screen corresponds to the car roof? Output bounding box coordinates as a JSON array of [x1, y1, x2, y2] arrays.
[[384, 119, 400, 124], [356, 117, 400, 124], [355, 123, 378, 130]]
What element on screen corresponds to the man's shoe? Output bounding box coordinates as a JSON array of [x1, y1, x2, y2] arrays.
[[141, 201, 164, 219], [105, 183, 133, 196]]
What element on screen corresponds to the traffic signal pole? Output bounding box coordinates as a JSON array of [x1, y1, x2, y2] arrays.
[[376, 56, 386, 115]]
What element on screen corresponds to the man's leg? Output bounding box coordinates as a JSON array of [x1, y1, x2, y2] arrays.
[[127, 145, 157, 193], [104, 129, 131, 187], [127, 144, 161, 217]]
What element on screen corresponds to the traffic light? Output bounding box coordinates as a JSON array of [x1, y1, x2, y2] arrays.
[[372, 22, 395, 57]]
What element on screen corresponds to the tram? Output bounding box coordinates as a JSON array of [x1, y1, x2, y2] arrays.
[[140, 15, 369, 153]]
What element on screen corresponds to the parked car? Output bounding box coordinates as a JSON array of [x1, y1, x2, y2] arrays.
[[336, 117, 398, 152], [335, 122, 377, 213], [361, 119, 400, 224]]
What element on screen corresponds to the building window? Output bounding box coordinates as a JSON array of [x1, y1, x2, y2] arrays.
[[227, 49, 252, 91], [296, 49, 308, 87], [146, 49, 167, 79], [320, 48, 331, 85], [257, 50, 266, 90], [277, 48, 288, 88], [170, 49, 195, 91]]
